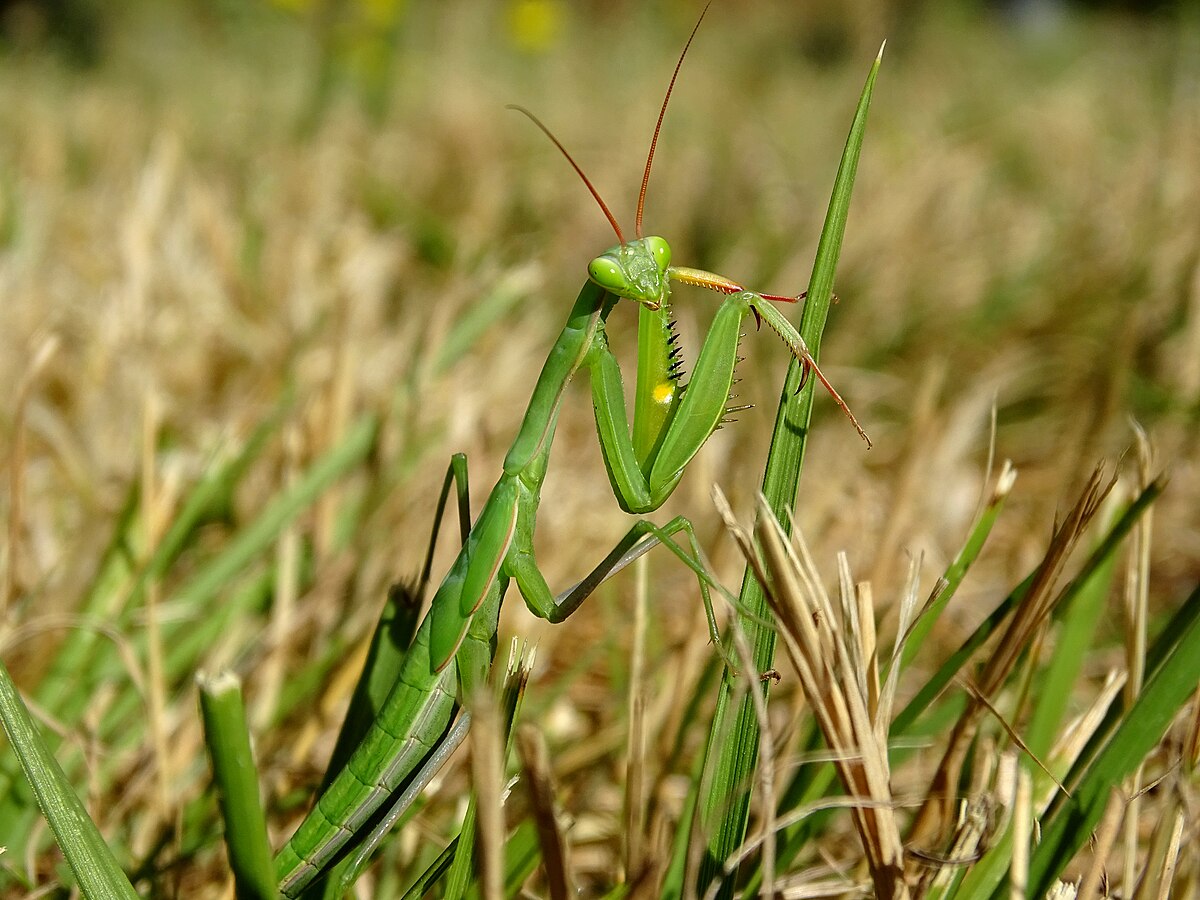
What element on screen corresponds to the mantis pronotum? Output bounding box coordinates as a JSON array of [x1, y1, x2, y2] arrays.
[[275, 8, 869, 895]]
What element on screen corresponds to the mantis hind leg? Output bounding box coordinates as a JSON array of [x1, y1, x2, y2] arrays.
[[509, 515, 740, 659], [324, 452, 473, 772], [414, 452, 473, 604]]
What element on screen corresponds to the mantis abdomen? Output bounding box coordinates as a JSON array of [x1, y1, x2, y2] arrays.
[[275, 563, 503, 895]]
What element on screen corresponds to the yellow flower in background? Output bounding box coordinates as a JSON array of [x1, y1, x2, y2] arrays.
[[265, 0, 404, 28], [506, 0, 564, 54], [361, 0, 405, 29], [268, 0, 314, 13]]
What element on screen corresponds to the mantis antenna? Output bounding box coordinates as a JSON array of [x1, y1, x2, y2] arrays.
[[511, 1, 714, 246], [506, 104, 625, 245], [636, 0, 713, 239], [510, 4, 806, 313]]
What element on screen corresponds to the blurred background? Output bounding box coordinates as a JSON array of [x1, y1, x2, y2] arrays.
[[0, 0, 1196, 890], [3, 0, 1193, 625]]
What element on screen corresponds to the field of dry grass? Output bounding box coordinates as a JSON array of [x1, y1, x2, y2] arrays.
[[1, 1, 1197, 896]]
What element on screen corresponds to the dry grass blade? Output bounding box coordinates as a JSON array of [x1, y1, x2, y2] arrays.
[[1122, 424, 1153, 894], [469, 687, 504, 900], [516, 723, 574, 900], [907, 463, 1116, 856], [1076, 790, 1124, 900], [882, 557, 924, 735], [1054, 669, 1126, 768], [1011, 765, 1033, 900], [958, 677, 1066, 797], [1188, 690, 1200, 772], [715, 488, 909, 900], [1151, 810, 1184, 900], [4, 333, 60, 622], [910, 742, 1008, 898]]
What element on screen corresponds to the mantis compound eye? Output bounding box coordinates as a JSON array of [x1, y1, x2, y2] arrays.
[[644, 236, 671, 273], [588, 256, 630, 295]]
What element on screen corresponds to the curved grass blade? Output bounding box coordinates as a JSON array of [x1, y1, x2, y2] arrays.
[[0, 659, 139, 900]]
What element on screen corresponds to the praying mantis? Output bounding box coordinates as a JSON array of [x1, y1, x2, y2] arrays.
[[274, 8, 870, 896]]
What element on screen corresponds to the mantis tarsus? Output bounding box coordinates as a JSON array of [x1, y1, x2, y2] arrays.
[[275, 9, 870, 895]]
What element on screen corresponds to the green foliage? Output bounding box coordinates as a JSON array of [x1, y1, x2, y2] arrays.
[[0, 3, 1196, 897]]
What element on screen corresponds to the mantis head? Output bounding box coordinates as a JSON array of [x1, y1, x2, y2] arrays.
[[587, 237, 672, 309], [510, 3, 711, 309]]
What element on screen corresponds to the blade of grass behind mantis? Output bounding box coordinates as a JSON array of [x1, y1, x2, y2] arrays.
[[688, 46, 883, 899], [0, 413, 378, 877], [0, 403, 289, 861]]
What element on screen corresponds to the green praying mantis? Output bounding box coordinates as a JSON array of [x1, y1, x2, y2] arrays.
[[274, 9, 870, 896]]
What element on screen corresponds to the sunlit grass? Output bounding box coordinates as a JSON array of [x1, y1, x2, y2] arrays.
[[0, 2, 1197, 896]]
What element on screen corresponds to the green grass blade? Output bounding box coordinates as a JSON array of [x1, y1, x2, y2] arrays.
[[30, 481, 141, 715], [973, 582, 1200, 900], [396, 822, 545, 900], [34, 402, 286, 723], [97, 415, 378, 734], [9, 401, 288, 770], [1, 413, 374, 868], [1024, 532, 1117, 758], [198, 671, 277, 900], [33, 415, 375, 826], [0, 659, 139, 900], [693, 47, 883, 897], [400, 842, 455, 900], [891, 477, 1163, 736], [900, 465, 1015, 669], [500, 820, 541, 896], [169, 414, 379, 615], [0, 482, 141, 848], [434, 268, 532, 375]]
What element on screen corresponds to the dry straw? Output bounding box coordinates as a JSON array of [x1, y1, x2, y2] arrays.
[[715, 486, 915, 900]]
